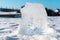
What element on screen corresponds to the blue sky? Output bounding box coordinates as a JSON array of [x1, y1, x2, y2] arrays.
[[0, 0, 60, 10]]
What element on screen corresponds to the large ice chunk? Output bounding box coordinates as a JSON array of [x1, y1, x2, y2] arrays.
[[20, 2, 56, 36]]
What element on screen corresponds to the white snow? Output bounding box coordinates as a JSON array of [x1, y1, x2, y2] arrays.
[[0, 18, 21, 37], [0, 2, 60, 40], [0, 12, 19, 15]]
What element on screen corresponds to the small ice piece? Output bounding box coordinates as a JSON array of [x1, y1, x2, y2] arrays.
[[26, 27, 43, 35], [20, 27, 43, 35], [6, 37, 19, 40]]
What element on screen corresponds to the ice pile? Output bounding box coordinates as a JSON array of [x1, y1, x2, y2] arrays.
[[20, 3, 57, 40]]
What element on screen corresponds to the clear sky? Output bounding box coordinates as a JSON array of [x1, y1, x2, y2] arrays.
[[0, 0, 60, 10]]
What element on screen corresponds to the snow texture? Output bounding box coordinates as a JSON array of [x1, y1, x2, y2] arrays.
[[0, 2, 59, 40]]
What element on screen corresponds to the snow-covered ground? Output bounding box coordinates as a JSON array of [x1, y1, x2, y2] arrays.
[[0, 2, 60, 40], [48, 16, 60, 40], [0, 18, 21, 40], [0, 16, 60, 40]]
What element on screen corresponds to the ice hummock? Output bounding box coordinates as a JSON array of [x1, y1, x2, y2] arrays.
[[20, 3, 57, 40]]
